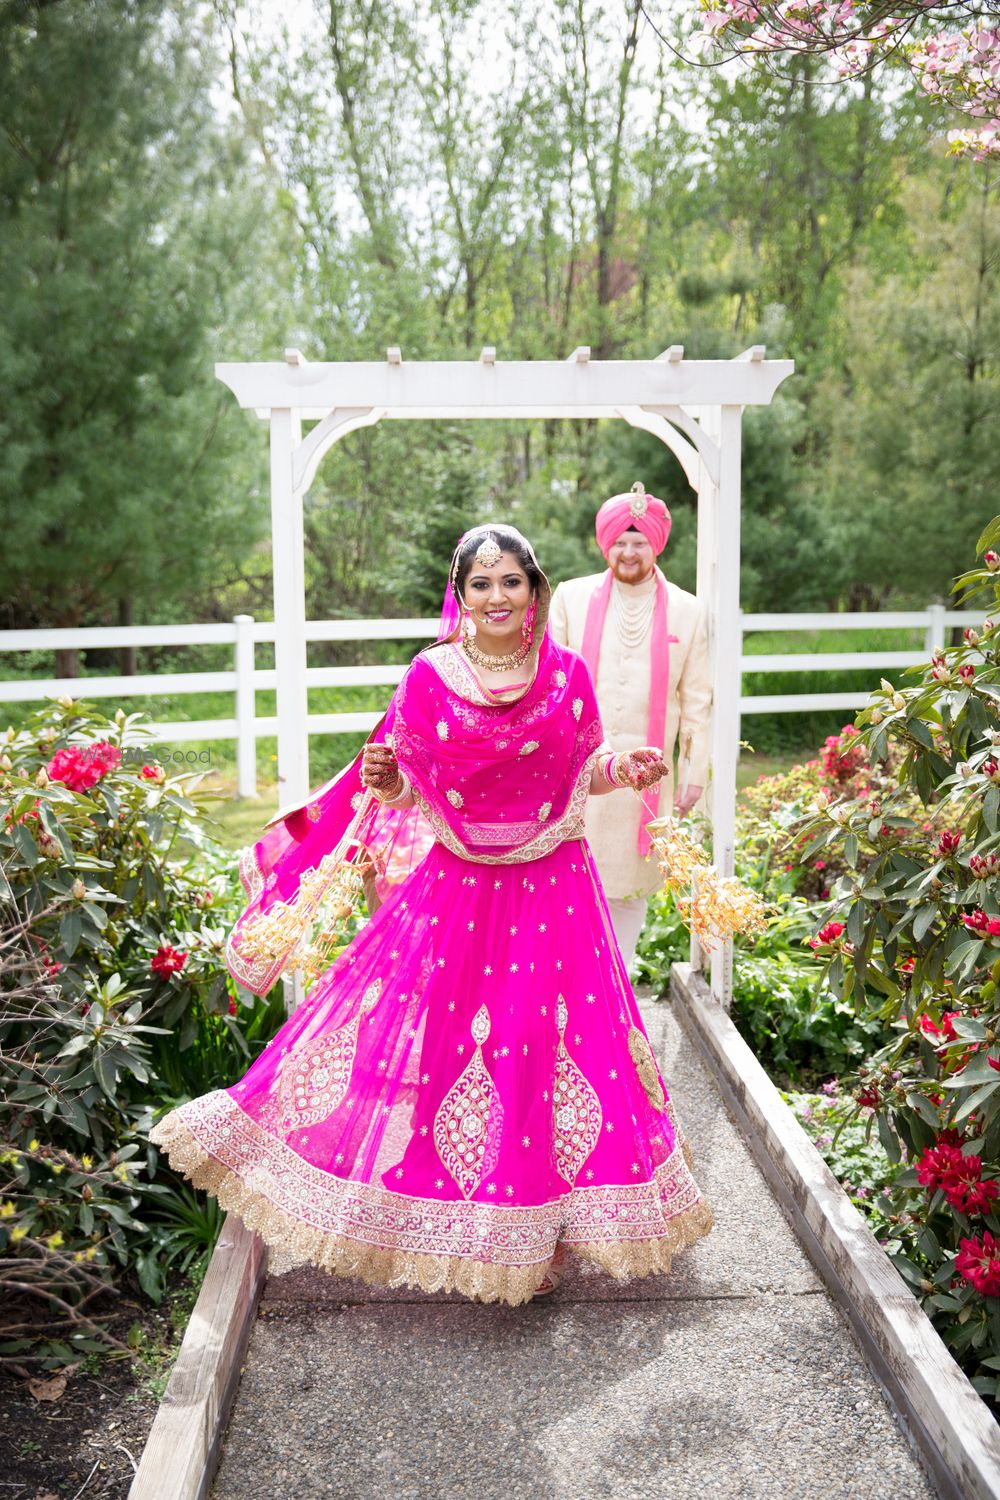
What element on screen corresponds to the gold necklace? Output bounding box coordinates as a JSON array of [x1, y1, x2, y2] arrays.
[[461, 637, 530, 672]]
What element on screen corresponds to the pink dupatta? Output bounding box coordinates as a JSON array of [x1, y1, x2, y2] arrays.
[[225, 634, 604, 997]]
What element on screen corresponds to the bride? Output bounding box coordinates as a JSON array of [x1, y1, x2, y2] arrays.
[[151, 525, 712, 1303]]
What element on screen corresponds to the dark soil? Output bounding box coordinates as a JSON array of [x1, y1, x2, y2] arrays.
[[0, 1279, 193, 1500]]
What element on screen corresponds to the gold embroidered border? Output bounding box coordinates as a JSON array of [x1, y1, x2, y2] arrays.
[[149, 1090, 712, 1305]]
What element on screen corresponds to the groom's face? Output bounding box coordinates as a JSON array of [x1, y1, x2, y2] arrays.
[[608, 528, 655, 585]]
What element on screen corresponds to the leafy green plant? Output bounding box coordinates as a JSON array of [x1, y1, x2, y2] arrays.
[[0, 699, 279, 1365], [795, 519, 1000, 1396], [784, 1086, 902, 1238]]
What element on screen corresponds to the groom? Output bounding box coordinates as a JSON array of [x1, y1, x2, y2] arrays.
[[548, 483, 712, 965]]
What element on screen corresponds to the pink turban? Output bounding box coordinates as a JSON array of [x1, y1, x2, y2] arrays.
[[595, 486, 671, 557]]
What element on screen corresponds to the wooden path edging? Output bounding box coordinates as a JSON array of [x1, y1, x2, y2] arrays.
[[128, 1214, 267, 1500], [670, 961, 1000, 1500]]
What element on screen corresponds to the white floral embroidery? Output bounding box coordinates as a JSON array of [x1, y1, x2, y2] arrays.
[[538, 802, 552, 822], [572, 697, 583, 720], [436, 718, 449, 740], [446, 788, 464, 809], [519, 740, 539, 756], [554, 670, 567, 688]]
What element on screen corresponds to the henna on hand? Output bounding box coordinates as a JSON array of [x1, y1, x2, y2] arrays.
[[361, 743, 400, 791]]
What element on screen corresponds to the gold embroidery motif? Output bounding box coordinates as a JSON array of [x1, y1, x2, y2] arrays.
[[434, 1005, 503, 1198], [446, 789, 464, 809], [519, 740, 539, 756], [628, 1026, 666, 1113], [436, 719, 449, 740], [552, 995, 602, 1185], [572, 698, 583, 720], [266, 979, 382, 1133], [306, 804, 322, 822], [404, 747, 601, 866], [538, 802, 552, 822], [554, 670, 567, 688]]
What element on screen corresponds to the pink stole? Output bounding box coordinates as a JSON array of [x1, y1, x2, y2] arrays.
[[580, 569, 670, 856]]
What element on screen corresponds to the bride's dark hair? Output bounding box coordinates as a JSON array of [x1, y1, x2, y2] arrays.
[[451, 526, 544, 602]]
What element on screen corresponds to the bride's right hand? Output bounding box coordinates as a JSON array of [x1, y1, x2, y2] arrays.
[[361, 743, 400, 792]]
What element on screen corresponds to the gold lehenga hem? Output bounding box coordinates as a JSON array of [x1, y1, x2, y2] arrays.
[[150, 1105, 713, 1307]]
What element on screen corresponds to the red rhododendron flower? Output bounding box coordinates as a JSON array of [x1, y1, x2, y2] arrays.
[[956, 1232, 1000, 1297], [897, 956, 916, 975], [808, 920, 845, 951], [947, 1176, 999, 1217], [150, 944, 187, 978], [47, 741, 121, 791], [920, 1011, 960, 1044], [228, 996, 238, 1017], [857, 1085, 880, 1109], [937, 830, 961, 857], [917, 1141, 965, 1192], [141, 764, 165, 782], [820, 725, 866, 784]]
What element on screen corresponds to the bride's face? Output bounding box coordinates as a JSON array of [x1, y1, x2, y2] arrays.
[[463, 553, 532, 645]]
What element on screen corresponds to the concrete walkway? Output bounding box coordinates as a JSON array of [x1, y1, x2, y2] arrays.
[[211, 1000, 936, 1500]]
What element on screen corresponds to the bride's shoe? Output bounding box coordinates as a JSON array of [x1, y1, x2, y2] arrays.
[[533, 1245, 566, 1298]]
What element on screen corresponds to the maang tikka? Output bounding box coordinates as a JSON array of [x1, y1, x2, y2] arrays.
[[474, 533, 502, 569]]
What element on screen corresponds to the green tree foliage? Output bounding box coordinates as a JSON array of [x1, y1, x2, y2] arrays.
[[3, 0, 995, 635], [0, 0, 285, 636], [816, 164, 1000, 607]]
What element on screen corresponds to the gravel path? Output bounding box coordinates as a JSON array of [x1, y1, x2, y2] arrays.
[[211, 997, 936, 1500]]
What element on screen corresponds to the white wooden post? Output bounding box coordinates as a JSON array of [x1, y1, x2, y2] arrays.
[[925, 603, 946, 655], [270, 408, 309, 807], [233, 614, 258, 799], [270, 408, 309, 1018], [707, 405, 743, 1008], [689, 412, 716, 977]]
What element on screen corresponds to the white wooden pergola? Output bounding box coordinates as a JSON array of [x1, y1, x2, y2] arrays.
[[216, 345, 794, 1005]]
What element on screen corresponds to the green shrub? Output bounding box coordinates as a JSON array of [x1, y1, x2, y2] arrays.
[[796, 520, 1000, 1398], [784, 1086, 902, 1237], [0, 699, 280, 1366]]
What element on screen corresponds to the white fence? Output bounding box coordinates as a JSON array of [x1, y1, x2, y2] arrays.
[[0, 604, 982, 797]]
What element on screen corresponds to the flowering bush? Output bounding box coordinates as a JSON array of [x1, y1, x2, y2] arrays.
[[0, 700, 279, 1368], [698, 1, 1000, 159], [797, 519, 1000, 1396]]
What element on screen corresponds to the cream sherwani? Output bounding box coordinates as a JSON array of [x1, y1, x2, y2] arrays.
[[549, 569, 712, 903]]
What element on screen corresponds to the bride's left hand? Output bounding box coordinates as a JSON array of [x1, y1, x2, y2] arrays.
[[622, 747, 667, 790]]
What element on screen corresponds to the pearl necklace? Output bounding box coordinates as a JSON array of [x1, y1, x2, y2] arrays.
[[610, 580, 655, 649], [462, 637, 530, 673]]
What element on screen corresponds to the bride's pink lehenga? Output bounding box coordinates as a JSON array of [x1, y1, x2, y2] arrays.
[[150, 632, 712, 1304]]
